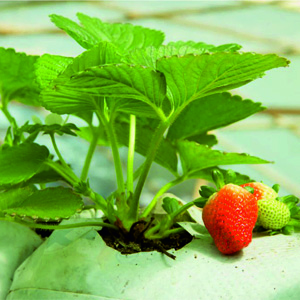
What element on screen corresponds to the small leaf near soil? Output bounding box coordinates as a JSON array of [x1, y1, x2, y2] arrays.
[[1, 187, 84, 220], [0, 143, 49, 185]]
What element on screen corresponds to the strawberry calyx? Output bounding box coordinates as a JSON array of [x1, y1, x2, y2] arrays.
[[195, 169, 254, 209], [279, 194, 300, 235]]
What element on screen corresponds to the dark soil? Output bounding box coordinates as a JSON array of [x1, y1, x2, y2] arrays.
[[34, 228, 54, 238], [98, 220, 193, 260]]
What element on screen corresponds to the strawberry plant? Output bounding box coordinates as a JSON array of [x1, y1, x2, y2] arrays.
[[0, 13, 295, 256]]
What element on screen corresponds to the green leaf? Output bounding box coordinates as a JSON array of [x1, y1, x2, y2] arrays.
[[62, 42, 123, 78], [0, 187, 35, 210], [190, 167, 254, 185], [167, 41, 241, 52], [39, 43, 153, 117], [24, 167, 65, 186], [0, 143, 49, 185], [50, 13, 165, 51], [35, 54, 73, 89], [177, 221, 212, 241], [168, 93, 264, 140], [108, 98, 160, 119], [0, 187, 84, 220], [0, 48, 40, 105], [157, 53, 289, 109], [45, 113, 64, 125], [162, 197, 181, 214], [36, 42, 123, 90], [178, 140, 270, 177], [187, 133, 218, 147], [199, 186, 216, 198], [41, 64, 167, 117], [0, 166, 66, 191], [20, 123, 79, 137], [125, 41, 241, 70], [125, 45, 206, 70]]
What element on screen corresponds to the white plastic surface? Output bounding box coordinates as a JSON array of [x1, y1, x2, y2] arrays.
[[0, 220, 42, 299], [7, 218, 300, 300]]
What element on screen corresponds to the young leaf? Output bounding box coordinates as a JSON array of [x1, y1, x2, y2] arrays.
[[108, 98, 161, 119], [177, 221, 212, 241], [61, 42, 123, 79], [0, 143, 49, 185], [162, 197, 181, 214], [21, 123, 79, 137], [178, 141, 270, 177], [36, 42, 123, 90], [35, 54, 73, 89], [0, 48, 40, 105], [50, 13, 165, 51], [125, 42, 241, 70], [41, 64, 167, 118], [45, 113, 64, 125], [167, 93, 264, 140], [167, 41, 241, 52], [125, 45, 206, 70], [0, 187, 84, 220], [157, 53, 289, 109]]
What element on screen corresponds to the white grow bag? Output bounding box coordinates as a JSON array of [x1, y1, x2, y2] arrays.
[[0, 220, 42, 299], [6, 215, 300, 300]]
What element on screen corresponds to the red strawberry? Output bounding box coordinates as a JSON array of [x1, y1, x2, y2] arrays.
[[202, 184, 258, 255], [240, 182, 277, 202]]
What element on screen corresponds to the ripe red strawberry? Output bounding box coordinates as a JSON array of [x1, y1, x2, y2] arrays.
[[240, 182, 277, 202], [202, 184, 258, 255]]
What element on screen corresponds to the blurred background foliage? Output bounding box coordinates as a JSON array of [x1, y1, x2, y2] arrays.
[[0, 0, 299, 203]]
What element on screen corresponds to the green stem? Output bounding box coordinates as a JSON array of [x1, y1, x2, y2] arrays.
[[96, 111, 125, 196], [47, 160, 108, 216], [50, 133, 68, 169], [140, 176, 186, 219], [144, 223, 160, 238], [45, 160, 78, 186], [86, 189, 108, 216], [80, 125, 100, 181], [1, 217, 118, 231], [147, 227, 185, 240], [169, 200, 196, 220], [49, 133, 79, 183], [130, 121, 170, 221], [127, 114, 136, 195], [1, 103, 18, 129], [144, 200, 197, 239]]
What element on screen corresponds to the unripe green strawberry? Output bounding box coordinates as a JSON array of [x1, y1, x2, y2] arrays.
[[240, 182, 277, 202], [257, 199, 290, 230], [202, 184, 258, 255], [241, 182, 291, 230]]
